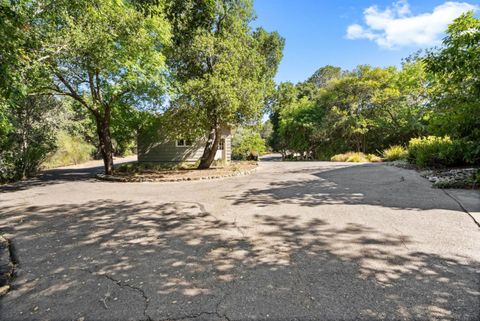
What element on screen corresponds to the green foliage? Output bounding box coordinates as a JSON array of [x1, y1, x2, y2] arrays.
[[383, 145, 408, 161], [43, 132, 94, 169], [306, 65, 343, 88], [278, 97, 324, 158], [2, 1, 477, 178], [424, 12, 480, 142], [408, 136, 467, 168], [232, 128, 266, 160], [260, 120, 273, 141], [166, 0, 284, 168], [16, 0, 171, 175], [270, 62, 427, 160], [0, 96, 60, 182], [111, 106, 151, 157]]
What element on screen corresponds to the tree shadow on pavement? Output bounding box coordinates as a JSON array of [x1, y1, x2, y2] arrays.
[[0, 166, 103, 193], [1, 199, 478, 320], [226, 163, 463, 212], [0, 158, 137, 193]]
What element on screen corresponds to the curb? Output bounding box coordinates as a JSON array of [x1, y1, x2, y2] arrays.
[[95, 167, 257, 183]]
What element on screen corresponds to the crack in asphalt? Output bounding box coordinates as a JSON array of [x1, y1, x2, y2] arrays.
[[391, 227, 409, 250], [442, 189, 480, 228], [172, 202, 237, 321], [157, 310, 228, 321], [232, 217, 246, 237], [78, 201, 237, 321], [80, 268, 151, 321]]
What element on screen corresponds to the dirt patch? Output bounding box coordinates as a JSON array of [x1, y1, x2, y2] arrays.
[[96, 162, 257, 182]]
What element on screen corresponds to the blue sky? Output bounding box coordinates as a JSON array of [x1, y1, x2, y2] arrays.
[[251, 0, 478, 83]]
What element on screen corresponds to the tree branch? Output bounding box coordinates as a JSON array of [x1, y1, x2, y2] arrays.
[[55, 72, 100, 117]]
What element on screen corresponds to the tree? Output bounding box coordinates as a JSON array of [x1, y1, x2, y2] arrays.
[[424, 11, 480, 143], [0, 96, 60, 182], [307, 65, 343, 88], [24, 0, 170, 174], [232, 127, 266, 160], [269, 63, 428, 159], [260, 120, 273, 141], [278, 97, 323, 159], [268, 82, 297, 156], [165, 0, 284, 169]]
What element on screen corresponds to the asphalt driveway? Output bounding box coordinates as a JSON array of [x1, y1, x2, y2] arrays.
[[1, 157, 479, 320]]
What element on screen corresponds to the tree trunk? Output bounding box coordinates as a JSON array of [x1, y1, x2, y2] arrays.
[[96, 117, 114, 175], [198, 126, 221, 169]]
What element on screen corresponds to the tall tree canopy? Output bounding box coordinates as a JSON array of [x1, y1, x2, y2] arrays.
[[269, 62, 428, 159], [12, 0, 171, 174], [164, 0, 284, 168], [425, 11, 480, 143]]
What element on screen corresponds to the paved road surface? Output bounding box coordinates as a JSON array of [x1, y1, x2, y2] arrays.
[[1, 157, 479, 320]]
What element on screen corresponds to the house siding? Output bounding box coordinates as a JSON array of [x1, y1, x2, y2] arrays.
[[138, 127, 232, 163]]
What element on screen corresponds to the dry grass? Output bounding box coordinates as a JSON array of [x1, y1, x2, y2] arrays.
[[331, 152, 382, 163]]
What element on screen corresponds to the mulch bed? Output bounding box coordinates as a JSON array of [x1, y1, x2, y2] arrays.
[[96, 162, 258, 183], [386, 161, 478, 189]]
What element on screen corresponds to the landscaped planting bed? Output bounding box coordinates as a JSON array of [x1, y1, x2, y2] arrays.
[[97, 161, 257, 182]]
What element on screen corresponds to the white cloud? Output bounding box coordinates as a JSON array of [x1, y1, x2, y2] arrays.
[[346, 1, 478, 49]]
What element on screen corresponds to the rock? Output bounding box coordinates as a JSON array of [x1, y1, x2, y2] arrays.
[[0, 285, 10, 296]]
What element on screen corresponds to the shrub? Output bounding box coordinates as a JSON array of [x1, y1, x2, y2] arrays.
[[232, 128, 266, 160], [331, 152, 358, 162], [383, 145, 408, 161], [331, 152, 382, 163], [331, 153, 350, 162], [346, 153, 367, 162], [463, 140, 480, 165], [408, 136, 465, 168], [43, 132, 94, 168], [366, 154, 382, 162]]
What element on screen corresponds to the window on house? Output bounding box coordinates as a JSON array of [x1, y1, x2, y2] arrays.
[[176, 139, 193, 147], [218, 139, 225, 150]]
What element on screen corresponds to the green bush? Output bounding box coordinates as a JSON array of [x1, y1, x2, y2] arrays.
[[407, 136, 465, 168], [383, 145, 408, 161], [43, 132, 94, 168], [232, 128, 266, 160], [463, 140, 480, 165]]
